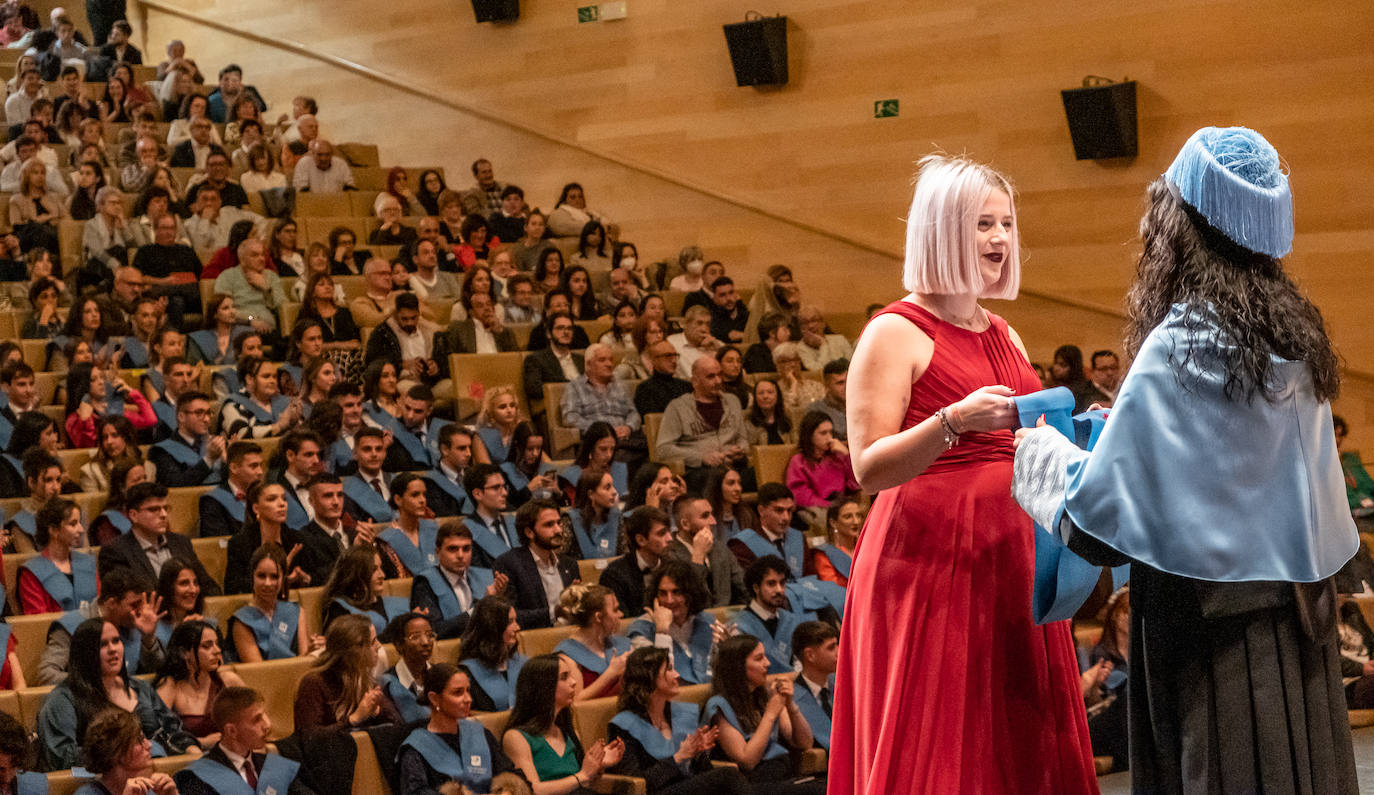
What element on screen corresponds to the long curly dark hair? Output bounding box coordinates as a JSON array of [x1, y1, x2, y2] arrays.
[[1124, 179, 1340, 403]]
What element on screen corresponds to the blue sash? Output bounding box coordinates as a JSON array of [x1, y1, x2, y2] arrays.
[[232, 601, 300, 660], [627, 613, 715, 685], [731, 607, 809, 674], [153, 615, 216, 648], [152, 398, 177, 432], [123, 338, 150, 369], [380, 669, 431, 724], [227, 393, 289, 424], [205, 486, 246, 524], [399, 722, 492, 791], [214, 368, 240, 396], [335, 596, 409, 634], [701, 695, 786, 760], [153, 435, 206, 467], [417, 566, 492, 621], [0, 412, 12, 450], [816, 544, 852, 581], [188, 329, 231, 365], [610, 702, 698, 760], [500, 461, 558, 496], [365, 402, 403, 435], [792, 674, 832, 749], [99, 509, 132, 535], [462, 655, 525, 711], [14, 771, 45, 795], [422, 470, 470, 515], [7, 510, 35, 542], [786, 577, 846, 617], [734, 528, 805, 580], [477, 426, 512, 464], [343, 476, 395, 523], [390, 419, 443, 467], [553, 635, 631, 676], [329, 439, 353, 473], [283, 486, 308, 531], [463, 516, 516, 562], [717, 516, 742, 540], [569, 508, 621, 559], [181, 752, 300, 795], [378, 520, 438, 574], [21, 552, 97, 611], [279, 364, 302, 393]]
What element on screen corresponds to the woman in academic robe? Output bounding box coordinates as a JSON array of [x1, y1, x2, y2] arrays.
[[71, 709, 179, 795], [321, 544, 411, 635], [228, 543, 319, 662], [376, 473, 440, 579], [458, 596, 528, 712], [810, 496, 862, 588], [553, 585, 631, 699], [224, 483, 310, 595], [378, 612, 438, 725], [218, 356, 300, 440], [568, 470, 621, 560], [397, 663, 529, 795], [90, 459, 147, 548], [292, 614, 402, 735], [17, 499, 97, 615], [607, 647, 749, 794], [626, 562, 722, 686], [502, 653, 625, 794], [152, 561, 213, 653]]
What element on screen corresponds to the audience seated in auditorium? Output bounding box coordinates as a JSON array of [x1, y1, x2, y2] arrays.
[[220, 358, 298, 440], [805, 358, 848, 440], [154, 619, 246, 745], [6, 449, 63, 552], [385, 385, 449, 470], [187, 150, 250, 208], [425, 423, 474, 516], [524, 311, 584, 404], [715, 346, 749, 407], [790, 620, 838, 750], [375, 472, 439, 578], [459, 158, 505, 216], [656, 356, 751, 492], [224, 481, 310, 593], [614, 316, 663, 382], [668, 306, 722, 379], [293, 613, 401, 734], [600, 505, 672, 618], [152, 559, 211, 649], [411, 521, 506, 640], [70, 708, 181, 795], [794, 305, 852, 373], [0, 361, 39, 448], [669, 247, 707, 294], [146, 390, 223, 489], [168, 116, 216, 171], [18, 497, 95, 614], [770, 342, 823, 416], [663, 494, 745, 608], [555, 583, 632, 701], [634, 340, 691, 418], [174, 685, 315, 795], [370, 192, 418, 248], [36, 568, 160, 686], [728, 483, 808, 579], [228, 543, 319, 662], [502, 422, 561, 510], [495, 500, 578, 629], [365, 292, 444, 393], [459, 595, 527, 712], [293, 138, 355, 193], [459, 463, 515, 568], [786, 411, 858, 526], [320, 545, 409, 635], [562, 341, 641, 436], [207, 63, 265, 124], [1079, 586, 1130, 773], [0, 413, 63, 498], [487, 183, 528, 243], [559, 422, 630, 498], [272, 429, 324, 530], [568, 468, 623, 560], [730, 556, 816, 675], [88, 459, 147, 547], [4, 67, 42, 125], [340, 425, 395, 524], [706, 466, 756, 541], [297, 472, 369, 586], [99, 479, 222, 590], [502, 653, 626, 788], [811, 496, 860, 588]]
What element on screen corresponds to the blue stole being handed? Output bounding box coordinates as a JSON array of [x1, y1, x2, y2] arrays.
[[343, 475, 395, 523], [181, 752, 300, 795], [554, 635, 632, 676], [792, 673, 833, 749], [701, 696, 786, 760], [559, 461, 629, 497], [734, 528, 805, 580], [334, 596, 410, 634], [417, 566, 494, 621], [378, 520, 439, 574], [731, 606, 811, 674], [7, 510, 35, 543], [462, 654, 527, 711], [569, 508, 621, 559], [21, 552, 98, 611], [152, 435, 222, 484], [380, 665, 431, 724], [477, 426, 512, 464], [815, 544, 852, 581], [204, 485, 246, 525], [463, 515, 517, 562], [423, 469, 470, 515], [399, 722, 492, 792], [227, 393, 290, 426], [231, 601, 300, 660], [155, 615, 218, 649], [610, 702, 699, 760], [627, 613, 715, 685]]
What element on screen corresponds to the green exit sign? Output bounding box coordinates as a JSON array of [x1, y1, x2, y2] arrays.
[[578, 5, 600, 22], [874, 99, 899, 118]]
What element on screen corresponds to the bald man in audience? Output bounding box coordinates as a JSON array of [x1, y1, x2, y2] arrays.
[[656, 356, 752, 492], [293, 138, 355, 193], [633, 339, 691, 416], [600, 266, 645, 310]]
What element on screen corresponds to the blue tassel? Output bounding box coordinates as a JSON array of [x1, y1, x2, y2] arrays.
[[1164, 126, 1293, 258]]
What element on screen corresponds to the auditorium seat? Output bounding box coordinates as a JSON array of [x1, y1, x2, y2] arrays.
[[16, 686, 47, 733], [192, 536, 229, 586], [293, 586, 326, 631], [448, 352, 529, 421], [221, 655, 315, 740], [578, 557, 610, 585], [571, 696, 649, 795], [336, 143, 381, 169], [349, 730, 393, 795], [10, 613, 60, 680], [21, 339, 46, 371], [752, 444, 793, 487], [542, 382, 580, 459], [202, 593, 253, 629], [295, 193, 352, 218], [518, 625, 575, 659], [2, 552, 36, 612], [167, 486, 216, 536], [0, 690, 19, 727]]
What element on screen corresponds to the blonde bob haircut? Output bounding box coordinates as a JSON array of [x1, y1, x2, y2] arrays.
[[902, 154, 1021, 299]]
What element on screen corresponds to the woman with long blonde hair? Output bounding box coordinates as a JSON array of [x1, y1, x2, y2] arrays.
[[475, 384, 523, 464]]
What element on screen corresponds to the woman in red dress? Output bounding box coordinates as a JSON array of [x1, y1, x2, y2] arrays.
[[831, 154, 1098, 794]]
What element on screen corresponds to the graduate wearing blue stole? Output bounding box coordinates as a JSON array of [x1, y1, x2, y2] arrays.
[[701, 696, 787, 762], [398, 720, 498, 793], [329, 595, 410, 635], [342, 474, 396, 524], [377, 519, 439, 576], [422, 466, 471, 518], [460, 654, 527, 712], [7, 771, 46, 795], [19, 552, 98, 612], [569, 506, 622, 559], [121, 336, 151, 369], [463, 514, 519, 570], [149, 397, 177, 438], [730, 605, 813, 675], [559, 460, 629, 497], [148, 432, 222, 488], [51, 611, 152, 677], [384, 417, 450, 471], [730, 527, 807, 581], [188, 327, 250, 367], [411, 564, 494, 638], [476, 426, 513, 465], [554, 634, 633, 688], [222, 392, 291, 438], [812, 544, 852, 582], [791, 673, 833, 749], [228, 601, 301, 661], [177, 752, 301, 795], [627, 613, 716, 685], [197, 484, 246, 538]]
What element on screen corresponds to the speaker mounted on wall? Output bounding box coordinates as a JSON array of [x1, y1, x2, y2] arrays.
[[1061, 79, 1138, 160], [723, 15, 789, 87], [472, 0, 519, 23]]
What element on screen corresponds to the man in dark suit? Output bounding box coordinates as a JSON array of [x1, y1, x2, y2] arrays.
[[364, 292, 441, 388], [274, 430, 324, 531], [174, 686, 315, 795], [411, 521, 507, 639], [0, 361, 39, 450], [98, 20, 142, 63], [148, 391, 226, 488], [522, 311, 584, 404], [790, 620, 838, 749], [434, 292, 520, 381], [197, 441, 263, 538], [168, 117, 217, 169], [185, 151, 250, 209], [525, 292, 590, 351], [599, 506, 673, 616], [97, 482, 223, 596], [297, 473, 373, 589], [493, 499, 578, 629], [424, 424, 473, 518], [382, 385, 449, 472]]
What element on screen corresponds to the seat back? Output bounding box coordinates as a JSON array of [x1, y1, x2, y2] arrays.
[[578, 557, 611, 585], [448, 353, 529, 418], [10, 613, 60, 684], [752, 444, 795, 487], [571, 695, 620, 744], [191, 536, 229, 588], [202, 593, 253, 629], [517, 625, 575, 659], [16, 686, 50, 733], [222, 655, 315, 739], [167, 486, 215, 536]]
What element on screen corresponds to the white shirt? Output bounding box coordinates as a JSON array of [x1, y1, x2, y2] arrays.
[[390, 318, 429, 362], [318, 517, 348, 551], [668, 333, 708, 379], [473, 321, 498, 354], [393, 658, 423, 696], [799, 671, 829, 703], [554, 348, 580, 381], [4, 89, 39, 125], [747, 599, 778, 622], [219, 744, 255, 786], [443, 566, 474, 613], [531, 547, 564, 619], [134, 530, 173, 577], [358, 469, 391, 503]]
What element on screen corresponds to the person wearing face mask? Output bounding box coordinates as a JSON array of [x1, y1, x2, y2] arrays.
[[669, 246, 707, 293]]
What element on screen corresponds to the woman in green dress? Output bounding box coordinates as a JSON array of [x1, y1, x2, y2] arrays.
[[502, 653, 625, 794]]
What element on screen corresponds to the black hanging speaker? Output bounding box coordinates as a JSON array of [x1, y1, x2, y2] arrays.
[[722, 16, 789, 87], [1061, 80, 1138, 160], [471, 0, 518, 23]]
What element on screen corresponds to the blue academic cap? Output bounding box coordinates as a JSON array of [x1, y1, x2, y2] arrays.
[[1164, 126, 1293, 258]]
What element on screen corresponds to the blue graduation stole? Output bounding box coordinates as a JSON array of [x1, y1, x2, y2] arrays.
[[282, 484, 309, 531], [786, 577, 846, 617], [422, 470, 470, 515], [627, 614, 715, 685], [343, 476, 395, 523], [0, 624, 10, 671], [399, 722, 492, 791], [731, 607, 810, 674], [717, 516, 742, 540], [417, 566, 493, 621], [0, 412, 12, 450], [122, 337, 150, 369], [152, 398, 177, 432], [232, 601, 300, 660], [477, 426, 511, 465], [335, 596, 410, 634], [188, 329, 234, 365], [13, 770, 45, 795], [734, 528, 805, 580], [569, 508, 621, 559], [462, 654, 526, 711], [155, 615, 217, 648], [380, 668, 431, 724], [205, 486, 246, 524], [279, 364, 302, 393], [815, 544, 852, 581], [553, 635, 632, 676], [378, 520, 438, 573], [365, 402, 403, 435], [391, 418, 448, 467], [500, 461, 557, 494], [21, 552, 97, 611], [610, 702, 699, 760], [8, 510, 35, 542], [181, 752, 300, 795], [792, 674, 832, 749], [463, 516, 516, 562], [329, 439, 353, 473], [122, 625, 143, 674], [701, 695, 786, 760], [152, 435, 221, 484], [99, 509, 132, 535], [228, 393, 290, 425], [214, 367, 241, 396]]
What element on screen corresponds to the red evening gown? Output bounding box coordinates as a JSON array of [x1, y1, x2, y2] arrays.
[[830, 300, 1098, 794]]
